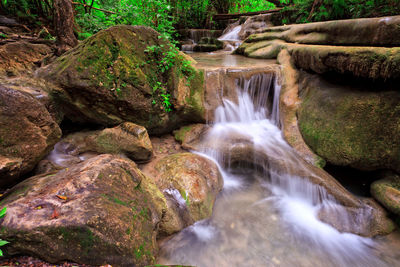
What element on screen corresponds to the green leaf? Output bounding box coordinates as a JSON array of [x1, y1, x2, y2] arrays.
[[0, 207, 6, 218], [0, 240, 9, 246]]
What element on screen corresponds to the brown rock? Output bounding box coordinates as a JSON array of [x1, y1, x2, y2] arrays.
[[0, 85, 61, 187], [61, 122, 153, 162], [0, 41, 52, 76], [0, 154, 166, 266], [149, 153, 223, 236], [37, 25, 205, 135]]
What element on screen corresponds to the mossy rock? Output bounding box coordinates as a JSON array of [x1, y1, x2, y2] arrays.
[[37, 25, 205, 135], [298, 72, 400, 172], [0, 154, 167, 266]]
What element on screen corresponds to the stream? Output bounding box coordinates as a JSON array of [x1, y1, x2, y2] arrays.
[[157, 53, 400, 267]]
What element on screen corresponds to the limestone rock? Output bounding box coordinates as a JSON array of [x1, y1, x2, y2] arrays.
[[238, 40, 400, 80], [276, 50, 324, 167], [297, 72, 400, 172], [245, 16, 400, 47], [0, 85, 61, 187], [37, 25, 205, 135], [0, 154, 166, 266]]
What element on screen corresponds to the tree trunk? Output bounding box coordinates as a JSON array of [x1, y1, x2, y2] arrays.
[[54, 0, 78, 55]]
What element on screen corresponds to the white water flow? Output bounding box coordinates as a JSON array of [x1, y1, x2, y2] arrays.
[[159, 72, 390, 266], [218, 25, 243, 51]]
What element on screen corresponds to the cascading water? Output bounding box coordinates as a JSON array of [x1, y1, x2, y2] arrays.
[[218, 25, 243, 51], [158, 71, 394, 266]]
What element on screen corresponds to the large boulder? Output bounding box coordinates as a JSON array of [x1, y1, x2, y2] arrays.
[[37, 25, 205, 135], [0, 154, 166, 266], [0, 85, 61, 187], [60, 122, 153, 162], [144, 153, 223, 236], [297, 72, 400, 173]]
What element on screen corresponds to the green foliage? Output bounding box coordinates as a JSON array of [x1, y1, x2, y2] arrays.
[[144, 41, 196, 112], [0, 33, 8, 39], [282, 0, 400, 24], [229, 0, 275, 13], [75, 0, 177, 42], [0, 207, 9, 257]]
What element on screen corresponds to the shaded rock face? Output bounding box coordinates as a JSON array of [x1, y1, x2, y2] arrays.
[[149, 153, 223, 236], [371, 171, 400, 216], [0, 154, 166, 266], [297, 72, 400, 173], [60, 122, 153, 162], [0, 85, 61, 187], [37, 25, 205, 135]]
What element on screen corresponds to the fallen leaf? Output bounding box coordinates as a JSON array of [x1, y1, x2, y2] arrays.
[[50, 208, 59, 219], [34, 206, 42, 210], [56, 195, 67, 201]]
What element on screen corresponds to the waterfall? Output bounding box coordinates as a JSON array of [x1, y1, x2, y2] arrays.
[[159, 71, 387, 267]]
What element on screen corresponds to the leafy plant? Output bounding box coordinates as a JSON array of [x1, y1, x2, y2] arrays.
[[0, 207, 9, 257]]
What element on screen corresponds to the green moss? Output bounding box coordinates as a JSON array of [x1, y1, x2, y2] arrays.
[[58, 226, 97, 255], [174, 125, 194, 143]]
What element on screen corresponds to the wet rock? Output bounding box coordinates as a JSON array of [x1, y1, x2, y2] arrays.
[[297, 72, 400, 173], [148, 153, 223, 236], [61, 122, 153, 162], [371, 171, 400, 216], [0, 85, 61, 187], [0, 154, 166, 266], [0, 41, 52, 76], [37, 25, 205, 135]]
